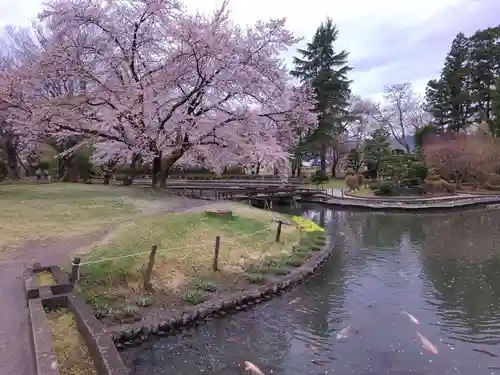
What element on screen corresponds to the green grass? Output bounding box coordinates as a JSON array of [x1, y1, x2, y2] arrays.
[[0, 183, 194, 253], [76, 203, 300, 309], [302, 179, 346, 189], [0, 184, 142, 251]]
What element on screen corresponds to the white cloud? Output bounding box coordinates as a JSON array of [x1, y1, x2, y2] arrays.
[[0, 0, 498, 100]]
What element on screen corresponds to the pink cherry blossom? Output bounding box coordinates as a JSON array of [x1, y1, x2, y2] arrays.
[[3, 0, 316, 185]]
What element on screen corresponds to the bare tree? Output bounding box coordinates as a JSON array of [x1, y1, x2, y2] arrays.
[[373, 83, 429, 152]]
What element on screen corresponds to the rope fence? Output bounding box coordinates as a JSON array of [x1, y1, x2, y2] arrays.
[[77, 227, 272, 266], [68, 221, 300, 288]]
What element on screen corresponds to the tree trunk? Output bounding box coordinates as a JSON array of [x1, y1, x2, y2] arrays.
[[5, 145, 19, 179], [297, 164, 302, 177], [255, 162, 261, 176], [157, 148, 185, 188], [57, 158, 65, 180], [320, 143, 327, 176], [151, 154, 162, 187], [16, 155, 30, 177]]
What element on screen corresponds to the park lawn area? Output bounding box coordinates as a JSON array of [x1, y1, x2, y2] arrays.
[[0, 183, 179, 253], [75, 202, 304, 320], [302, 178, 346, 189]]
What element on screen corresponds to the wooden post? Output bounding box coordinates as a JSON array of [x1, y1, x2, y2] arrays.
[[275, 220, 282, 242], [70, 257, 81, 285], [213, 236, 220, 271], [144, 244, 158, 291]]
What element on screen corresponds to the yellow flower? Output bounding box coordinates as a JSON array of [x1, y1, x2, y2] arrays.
[[291, 216, 325, 232]]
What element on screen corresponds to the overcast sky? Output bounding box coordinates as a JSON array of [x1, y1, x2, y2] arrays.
[[0, 0, 498, 100]]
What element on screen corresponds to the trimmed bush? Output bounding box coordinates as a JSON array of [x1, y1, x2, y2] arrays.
[[345, 168, 355, 176], [345, 175, 359, 190], [374, 182, 394, 196], [409, 185, 426, 195], [368, 180, 381, 191], [357, 173, 364, 187], [484, 183, 500, 191], [311, 170, 329, 184]]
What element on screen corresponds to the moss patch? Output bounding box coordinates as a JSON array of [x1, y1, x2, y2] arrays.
[[36, 271, 55, 287]]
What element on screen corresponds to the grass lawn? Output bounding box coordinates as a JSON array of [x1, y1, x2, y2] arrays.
[[347, 187, 373, 197], [47, 309, 97, 375], [75, 202, 321, 322], [302, 178, 346, 189], [0, 183, 183, 253]]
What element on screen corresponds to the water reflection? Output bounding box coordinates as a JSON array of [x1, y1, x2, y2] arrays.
[[123, 206, 500, 374]]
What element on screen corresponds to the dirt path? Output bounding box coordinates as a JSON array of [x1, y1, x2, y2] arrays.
[[0, 196, 211, 375]]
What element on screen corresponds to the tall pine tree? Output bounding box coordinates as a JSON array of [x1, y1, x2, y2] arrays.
[[469, 27, 500, 122], [291, 18, 352, 176], [425, 26, 500, 134]]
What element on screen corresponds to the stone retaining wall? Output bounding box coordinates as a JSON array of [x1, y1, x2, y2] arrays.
[[343, 191, 460, 202], [111, 234, 333, 348], [299, 195, 500, 211], [24, 266, 130, 375], [25, 265, 73, 301]]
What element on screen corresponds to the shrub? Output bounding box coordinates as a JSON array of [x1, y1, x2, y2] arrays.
[[484, 183, 500, 191], [345, 168, 355, 176], [368, 180, 381, 191], [424, 178, 455, 194], [443, 181, 456, 193], [311, 170, 329, 184], [401, 177, 422, 187], [409, 185, 426, 195], [183, 290, 206, 305], [345, 175, 359, 190], [426, 173, 441, 181], [357, 173, 364, 187], [409, 164, 428, 181], [487, 173, 500, 185], [374, 182, 394, 196]]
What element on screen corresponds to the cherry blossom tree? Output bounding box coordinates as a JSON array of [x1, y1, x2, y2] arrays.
[[0, 27, 46, 177], [16, 0, 315, 186]]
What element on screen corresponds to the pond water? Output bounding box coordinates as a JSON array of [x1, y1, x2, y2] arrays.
[[122, 205, 500, 375]]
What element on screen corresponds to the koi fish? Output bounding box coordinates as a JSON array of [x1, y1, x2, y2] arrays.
[[417, 332, 438, 354], [336, 325, 351, 339], [289, 297, 300, 305], [244, 361, 265, 375], [402, 311, 419, 325]]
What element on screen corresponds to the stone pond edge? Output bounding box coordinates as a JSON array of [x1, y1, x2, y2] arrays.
[[24, 268, 130, 375], [299, 195, 500, 211], [110, 234, 333, 348]]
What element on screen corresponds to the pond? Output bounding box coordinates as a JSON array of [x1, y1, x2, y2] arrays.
[[122, 205, 500, 374]]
